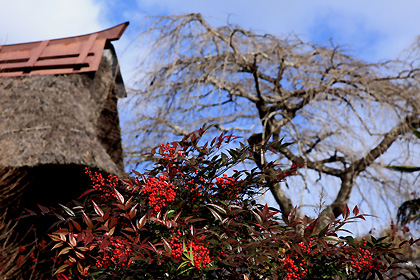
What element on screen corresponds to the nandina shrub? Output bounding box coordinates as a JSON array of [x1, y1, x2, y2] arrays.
[[47, 129, 415, 279]]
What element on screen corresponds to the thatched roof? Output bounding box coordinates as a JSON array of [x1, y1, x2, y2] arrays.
[[0, 25, 129, 276], [0, 56, 124, 175], [0, 23, 129, 177]]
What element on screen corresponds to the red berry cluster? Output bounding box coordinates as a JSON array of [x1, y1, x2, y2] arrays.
[[170, 230, 211, 270], [142, 175, 176, 212], [189, 242, 211, 270], [170, 230, 184, 261], [85, 167, 119, 199], [160, 143, 184, 160], [185, 173, 212, 198], [280, 255, 308, 280], [349, 238, 384, 274], [298, 239, 312, 254], [95, 238, 132, 269], [278, 239, 312, 280], [216, 174, 242, 200]]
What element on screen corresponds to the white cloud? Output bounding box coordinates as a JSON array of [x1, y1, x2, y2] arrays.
[[0, 0, 108, 45], [134, 0, 420, 61]]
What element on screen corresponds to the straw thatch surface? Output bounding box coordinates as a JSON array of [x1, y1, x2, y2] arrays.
[[0, 40, 127, 279], [0, 56, 124, 176]]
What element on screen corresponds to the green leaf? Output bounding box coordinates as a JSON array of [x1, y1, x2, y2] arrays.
[[386, 165, 420, 172], [371, 236, 377, 244], [413, 129, 420, 139], [177, 260, 191, 270], [318, 225, 329, 237], [276, 141, 294, 150], [221, 153, 229, 164], [375, 236, 387, 243]]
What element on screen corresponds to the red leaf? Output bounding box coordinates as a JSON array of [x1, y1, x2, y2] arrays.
[[58, 247, 71, 256], [49, 234, 62, 242], [174, 211, 182, 222], [109, 217, 118, 229], [53, 264, 70, 276], [114, 188, 125, 204], [78, 188, 96, 199], [82, 210, 93, 228], [75, 250, 85, 260], [77, 262, 83, 274], [37, 204, 50, 215], [355, 214, 366, 221], [137, 214, 147, 230], [352, 205, 359, 216], [92, 200, 104, 217], [24, 208, 37, 216], [72, 220, 82, 232], [342, 205, 350, 219], [69, 233, 77, 247], [162, 237, 172, 254], [198, 235, 207, 242], [129, 206, 137, 219], [304, 218, 318, 237], [103, 208, 110, 221], [125, 196, 133, 210]]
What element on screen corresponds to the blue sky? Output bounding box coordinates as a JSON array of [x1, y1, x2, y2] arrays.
[[1, 0, 420, 234], [2, 0, 420, 79]]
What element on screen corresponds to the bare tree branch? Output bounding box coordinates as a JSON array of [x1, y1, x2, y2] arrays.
[[123, 13, 420, 223]]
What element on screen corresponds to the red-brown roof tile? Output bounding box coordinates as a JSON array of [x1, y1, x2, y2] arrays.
[[0, 22, 129, 77]]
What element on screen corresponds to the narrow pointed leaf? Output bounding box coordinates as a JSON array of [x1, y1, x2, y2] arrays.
[[208, 207, 222, 222], [52, 242, 64, 250], [92, 200, 104, 217], [386, 165, 420, 172], [59, 203, 75, 217], [114, 187, 125, 204], [53, 264, 70, 276], [82, 211, 93, 228], [207, 203, 226, 214], [352, 205, 359, 216], [58, 247, 71, 256], [137, 214, 147, 230]]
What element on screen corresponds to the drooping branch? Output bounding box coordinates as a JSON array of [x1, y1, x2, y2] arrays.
[[125, 13, 420, 223], [351, 116, 420, 175], [280, 147, 343, 177]]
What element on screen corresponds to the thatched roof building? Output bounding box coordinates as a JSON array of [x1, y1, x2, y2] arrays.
[[0, 22, 129, 213], [0, 22, 130, 279]]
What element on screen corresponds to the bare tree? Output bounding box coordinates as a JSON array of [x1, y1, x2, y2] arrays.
[[123, 13, 420, 222]]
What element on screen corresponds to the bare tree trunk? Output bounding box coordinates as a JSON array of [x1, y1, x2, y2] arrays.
[[126, 13, 420, 225]]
